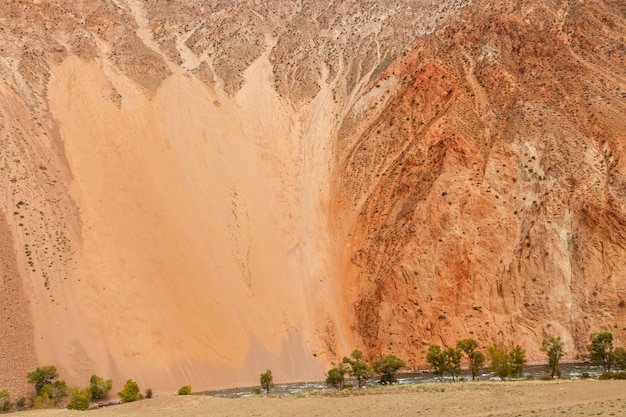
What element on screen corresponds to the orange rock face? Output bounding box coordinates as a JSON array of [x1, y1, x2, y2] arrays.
[[333, 0, 626, 366], [0, 0, 624, 394]]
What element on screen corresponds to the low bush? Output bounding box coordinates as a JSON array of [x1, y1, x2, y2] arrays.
[[67, 388, 91, 411], [178, 385, 192, 395], [599, 371, 626, 380], [118, 380, 143, 403]]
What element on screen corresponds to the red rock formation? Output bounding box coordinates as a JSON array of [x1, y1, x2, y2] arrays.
[[0, 0, 624, 394], [333, 0, 626, 366]]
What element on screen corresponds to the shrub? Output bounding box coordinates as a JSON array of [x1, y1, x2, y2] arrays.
[[373, 354, 406, 385], [89, 375, 113, 400], [32, 392, 54, 409], [252, 387, 262, 395], [67, 388, 91, 410], [27, 366, 59, 395], [325, 366, 347, 390], [178, 385, 192, 395], [260, 370, 274, 394], [145, 388, 153, 399], [540, 374, 554, 381], [0, 390, 10, 413], [15, 397, 26, 410], [118, 380, 142, 403], [599, 371, 626, 380]]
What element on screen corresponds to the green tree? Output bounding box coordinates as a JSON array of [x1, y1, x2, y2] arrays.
[[541, 336, 564, 378], [342, 349, 374, 388], [467, 351, 486, 380], [178, 385, 192, 395], [613, 347, 626, 370], [444, 347, 463, 381], [118, 380, 142, 403], [88, 375, 113, 400], [426, 345, 446, 381], [509, 345, 527, 378], [66, 388, 92, 411], [27, 366, 59, 395], [588, 332, 614, 371], [457, 338, 485, 380], [325, 365, 347, 390], [488, 345, 512, 380], [260, 370, 274, 394], [373, 354, 405, 385]]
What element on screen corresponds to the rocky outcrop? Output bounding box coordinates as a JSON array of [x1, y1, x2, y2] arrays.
[[0, 0, 624, 393], [333, 0, 626, 365]]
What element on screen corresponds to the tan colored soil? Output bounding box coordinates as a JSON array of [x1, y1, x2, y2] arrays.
[[19, 380, 626, 417]]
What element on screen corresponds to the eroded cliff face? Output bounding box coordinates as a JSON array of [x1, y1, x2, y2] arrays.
[[0, 0, 624, 394], [332, 0, 626, 365]]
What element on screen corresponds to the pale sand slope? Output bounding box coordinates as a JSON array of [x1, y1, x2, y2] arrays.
[[21, 380, 626, 417], [42, 46, 352, 392]]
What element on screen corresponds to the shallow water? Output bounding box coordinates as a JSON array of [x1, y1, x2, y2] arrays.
[[207, 363, 604, 398]]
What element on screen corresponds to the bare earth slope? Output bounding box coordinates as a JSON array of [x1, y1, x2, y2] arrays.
[[0, 0, 625, 394]]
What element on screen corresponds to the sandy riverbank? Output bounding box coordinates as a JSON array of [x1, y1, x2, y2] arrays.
[[19, 379, 626, 417]]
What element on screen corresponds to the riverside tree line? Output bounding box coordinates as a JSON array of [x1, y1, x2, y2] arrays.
[[318, 331, 626, 390], [1, 332, 625, 412]]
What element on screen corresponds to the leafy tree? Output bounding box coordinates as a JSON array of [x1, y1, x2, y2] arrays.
[[509, 345, 527, 378], [457, 338, 485, 380], [89, 375, 113, 400], [613, 347, 626, 370], [467, 351, 486, 380], [541, 336, 564, 378], [260, 370, 274, 394], [444, 347, 463, 381], [27, 366, 59, 395], [178, 385, 192, 395], [373, 354, 405, 385], [118, 380, 142, 403], [67, 388, 92, 411], [426, 345, 446, 381], [325, 365, 347, 390], [342, 349, 374, 388], [588, 332, 614, 371], [488, 345, 512, 380]]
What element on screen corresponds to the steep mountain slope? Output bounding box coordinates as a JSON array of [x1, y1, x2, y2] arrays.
[[0, 0, 468, 393], [0, 0, 624, 395], [332, 0, 626, 365]]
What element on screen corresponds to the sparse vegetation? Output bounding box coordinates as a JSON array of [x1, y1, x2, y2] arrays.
[[488, 345, 526, 380], [27, 366, 67, 408], [118, 379, 143, 403], [66, 388, 92, 410], [325, 365, 347, 390], [373, 354, 405, 385], [260, 370, 274, 394], [145, 388, 153, 399], [541, 336, 564, 378], [342, 349, 374, 388], [588, 332, 614, 371], [178, 385, 192, 395], [89, 374, 113, 400], [457, 339, 485, 381], [0, 390, 10, 413]]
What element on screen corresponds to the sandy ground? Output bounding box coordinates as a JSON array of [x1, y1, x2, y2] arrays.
[[19, 380, 626, 417]]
